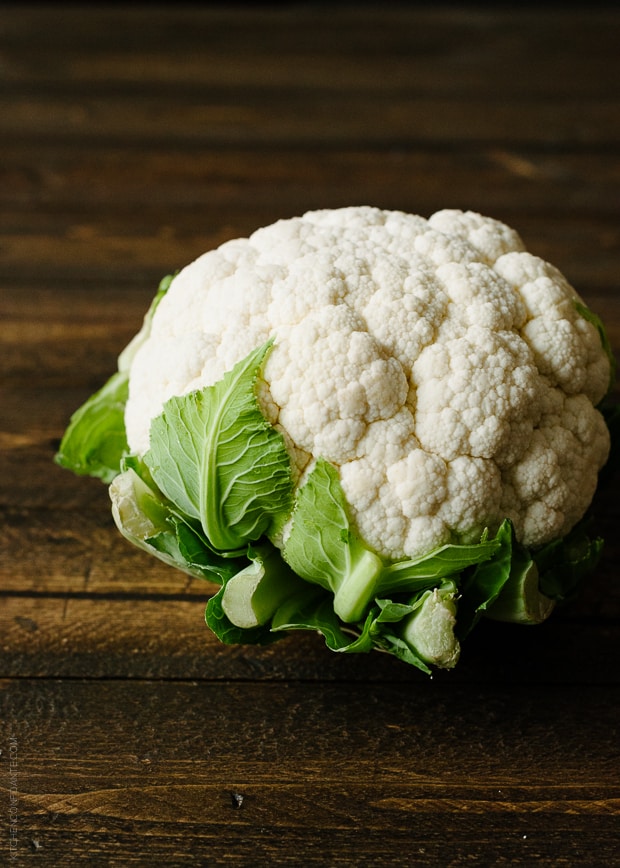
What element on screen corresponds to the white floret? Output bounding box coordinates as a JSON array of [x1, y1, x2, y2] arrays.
[[124, 206, 612, 561], [428, 209, 527, 263], [126, 331, 222, 456], [411, 325, 541, 464], [500, 388, 610, 546], [495, 252, 610, 404]]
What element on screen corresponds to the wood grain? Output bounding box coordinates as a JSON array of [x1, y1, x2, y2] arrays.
[[1, 5, 620, 865], [2, 679, 619, 866]]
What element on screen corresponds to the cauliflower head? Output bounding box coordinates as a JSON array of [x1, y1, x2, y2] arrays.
[[124, 206, 611, 561]]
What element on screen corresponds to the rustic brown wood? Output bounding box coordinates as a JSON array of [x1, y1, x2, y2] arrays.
[[1, 5, 619, 865], [2, 679, 619, 866], [2, 591, 619, 684], [4, 148, 620, 228]]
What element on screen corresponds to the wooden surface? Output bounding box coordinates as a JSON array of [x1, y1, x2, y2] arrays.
[[2, 5, 620, 865]]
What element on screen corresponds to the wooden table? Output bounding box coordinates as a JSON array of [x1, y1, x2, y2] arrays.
[[2, 5, 619, 865]]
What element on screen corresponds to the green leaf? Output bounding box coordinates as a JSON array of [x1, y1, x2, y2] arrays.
[[457, 519, 557, 630], [485, 554, 555, 625], [348, 599, 434, 673], [54, 274, 174, 483], [399, 581, 460, 669], [282, 458, 384, 622], [574, 299, 617, 397], [221, 543, 307, 629], [282, 457, 503, 626], [535, 516, 604, 604], [271, 591, 434, 674], [270, 586, 358, 651], [172, 519, 246, 583], [456, 519, 514, 638], [205, 580, 285, 647], [55, 370, 129, 483], [110, 458, 244, 583], [377, 532, 502, 597], [145, 340, 293, 552], [372, 631, 433, 674]]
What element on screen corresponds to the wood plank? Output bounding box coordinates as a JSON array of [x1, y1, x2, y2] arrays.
[[2, 147, 620, 218], [1, 678, 618, 865], [2, 91, 619, 149], [1, 823, 617, 868], [0, 501, 216, 595], [1, 7, 618, 99], [0, 211, 619, 291], [1, 591, 618, 683], [1, 7, 618, 153]]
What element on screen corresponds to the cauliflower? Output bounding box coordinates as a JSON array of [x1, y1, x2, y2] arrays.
[[125, 207, 610, 555], [56, 207, 615, 674]]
